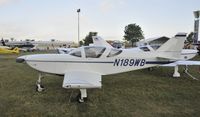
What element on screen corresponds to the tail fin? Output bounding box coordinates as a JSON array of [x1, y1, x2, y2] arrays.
[[157, 33, 186, 59], [13, 47, 19, 54], [1, 38, 6, 46], [92, 36, 113, 48]]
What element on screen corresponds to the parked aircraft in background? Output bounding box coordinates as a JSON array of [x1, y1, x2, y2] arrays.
[[0, 39, 10, 49], [0, 39, 20, 54], [56, 36, 113, 54], [136, 37, 200, 79], [6, 40, 75, 51], [5, 40, 36, 52], [0, 47, 19, 54], [17, 33, 187, 102]]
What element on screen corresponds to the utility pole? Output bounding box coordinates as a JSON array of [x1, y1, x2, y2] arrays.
[[77, 9, 81, 46]]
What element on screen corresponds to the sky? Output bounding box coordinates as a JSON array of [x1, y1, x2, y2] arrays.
[[0, 0, 199, 42]]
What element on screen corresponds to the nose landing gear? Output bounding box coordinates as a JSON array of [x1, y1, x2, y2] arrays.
[[36, 73, 45, 92]]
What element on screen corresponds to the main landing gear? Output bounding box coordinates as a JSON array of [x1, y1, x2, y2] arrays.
[[173, 65, 180, 77], [36, 73, 45, 92], [68, 89, 88, 103], [77, 89, 87, 103], [173, 65, 198, 80]]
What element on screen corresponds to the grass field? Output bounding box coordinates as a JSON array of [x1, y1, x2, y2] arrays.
[[1, 53, 200, 117]]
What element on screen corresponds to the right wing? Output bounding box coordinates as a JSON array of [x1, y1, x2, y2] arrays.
[[161, 60, 200, 67], [62, 71, 102, 89]]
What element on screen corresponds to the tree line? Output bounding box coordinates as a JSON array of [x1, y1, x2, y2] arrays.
[[80, 23, 194, 47]]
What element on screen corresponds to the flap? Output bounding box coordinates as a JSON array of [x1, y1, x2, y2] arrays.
[[62, 71, 102, 89]]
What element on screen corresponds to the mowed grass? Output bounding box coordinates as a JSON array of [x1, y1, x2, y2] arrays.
[[1, 53, 200, 117]]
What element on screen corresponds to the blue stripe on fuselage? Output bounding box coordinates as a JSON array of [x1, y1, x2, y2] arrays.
[[26, 60, 175, 65], [146, 61, 174, 64], [26, 60, 114, 64]]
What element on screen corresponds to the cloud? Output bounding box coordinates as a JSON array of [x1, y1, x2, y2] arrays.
[[99, 0, 125, 13], [100, 0, 114, 12], [0, 0, 21, 6], [0, 12, 96, 41]]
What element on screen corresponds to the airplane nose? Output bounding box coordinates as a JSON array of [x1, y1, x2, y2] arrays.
[[16, 56, 26, 63], [16, 58, 25, 63]]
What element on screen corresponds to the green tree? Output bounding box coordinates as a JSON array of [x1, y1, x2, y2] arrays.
[[83, 32, 97, 45], [186, 32, 194, 43], [124, 23, 144, 47], [79, 40, 84, 46]]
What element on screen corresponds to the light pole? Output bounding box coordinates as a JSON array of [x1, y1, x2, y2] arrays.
[[193, 10, 200, 44], [77, 9, 81, 46]]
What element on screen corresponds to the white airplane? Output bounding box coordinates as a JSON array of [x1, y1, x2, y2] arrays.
[[1, 39, 10, 49], [16, 33, 188, 102], [92, 36, 200, 79], [56, 36, 113, 54]]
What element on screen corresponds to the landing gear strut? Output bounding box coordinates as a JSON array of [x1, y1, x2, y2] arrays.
[[173, 65, 198, 80], [184, 65, 198, 80], [173, 65, 180, 77], [77, 89, 87, 103], [36, 73, 45, 92]]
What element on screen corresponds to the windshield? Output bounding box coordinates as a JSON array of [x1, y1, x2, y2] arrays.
[[107, 48, 122, 57], [140, 47, 150, 51], [69, 49, 81, 57], [84, 47, 106, 58]]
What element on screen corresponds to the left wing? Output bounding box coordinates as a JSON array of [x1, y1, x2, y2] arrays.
[[62, 71, 102, 89], [161, 60, 200, 67]]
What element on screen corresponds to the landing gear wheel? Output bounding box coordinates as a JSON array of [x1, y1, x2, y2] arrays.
[[78, 97, 87, 103], [78, 98, 84, 103], [76, 93, 83, 103], [36, 84, 45, 92], [77, 94, 87, 103], [36, 73, 45, 92]]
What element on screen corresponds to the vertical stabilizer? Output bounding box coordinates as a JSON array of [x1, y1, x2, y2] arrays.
[[13, 47, 19, 54], [1, 38, 6, 46], [157, 33, 186, 59], [92, 36, 113, 48]]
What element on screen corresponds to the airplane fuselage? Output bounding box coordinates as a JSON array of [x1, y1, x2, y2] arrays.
[[19, 47, 174, 75]]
